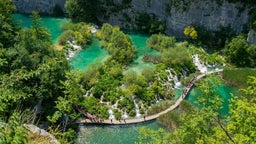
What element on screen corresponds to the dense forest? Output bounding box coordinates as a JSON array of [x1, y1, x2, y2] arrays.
[[1, 0, 256, 143]]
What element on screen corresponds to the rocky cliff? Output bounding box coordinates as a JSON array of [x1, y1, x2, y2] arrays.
[[13, 0, 66, 14], [100, 0, 249, 37], [13, 0, 251, 37]]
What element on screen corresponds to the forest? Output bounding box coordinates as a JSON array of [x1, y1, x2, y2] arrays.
[[0, 0, 256, 143]]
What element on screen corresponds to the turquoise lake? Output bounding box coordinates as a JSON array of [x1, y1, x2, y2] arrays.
[[13, 13, 238, 144]]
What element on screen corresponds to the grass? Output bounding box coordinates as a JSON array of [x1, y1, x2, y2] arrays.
[[28, 131, 56, 144], [222, 68, 256, 88]]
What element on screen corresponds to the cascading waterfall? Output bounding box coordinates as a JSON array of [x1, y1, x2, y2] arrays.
[[192, 54, 207, 73], [122, 111, 128, 119], [66, 41, 82, 60], [108, 109, 115, 120], [133, 100, 141, 118], [173, 75, 182, 88]]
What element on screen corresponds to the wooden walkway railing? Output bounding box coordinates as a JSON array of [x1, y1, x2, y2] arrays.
[[77, 69, 223, 125]]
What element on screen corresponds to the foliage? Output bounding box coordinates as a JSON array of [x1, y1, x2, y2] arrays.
[[196, 26, 236, 50], [222, 68, 256, 88], [135, 13, 166, 34], [58, 30, 75, 45], [224, 35, 256, 67], [65, 0, 101, 22], [142, 54, 161, 64], [99, 23, 136, 65], [161, 46, 195, 73], [59, 22, 93, 46], [138, 76, 256, 143], [0, 0, 19, 48], [184, 26, 198, 40], [147, 34, 176, 51], [0, 112, 28, 144], [0, 13, 69, 117], [53, 4, 64, 17]]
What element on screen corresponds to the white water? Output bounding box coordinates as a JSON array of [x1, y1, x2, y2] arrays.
[[122, 111, 128, 119], [66, 41, 82, 59], [108, 109, 115, 120], [133, 100, 141, 118], [173, 75, 182, 88], [165, 69, 182, 88], [192, 54, 207, 73]]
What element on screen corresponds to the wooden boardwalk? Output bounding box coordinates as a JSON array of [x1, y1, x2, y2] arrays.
[[77, 69, 223, 125]]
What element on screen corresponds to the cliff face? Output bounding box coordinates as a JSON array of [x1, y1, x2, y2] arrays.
[[13, 0, 249, 37], [100, 0, 249, 37], [13, 0, 66, 14]]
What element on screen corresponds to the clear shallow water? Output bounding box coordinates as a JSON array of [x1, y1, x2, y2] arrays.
[[128, 33, 159, 74], [70, 32, 159, 72], [77, 120, 161, 144], [186, 81, 238, 116], [70, 39, 109, 70], [12, 13, 69, 43]]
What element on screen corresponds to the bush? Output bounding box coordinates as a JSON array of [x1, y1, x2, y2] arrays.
[[58, 30, 75, 45], [129, 109, 136, 117], [135, 13, 166, 34]]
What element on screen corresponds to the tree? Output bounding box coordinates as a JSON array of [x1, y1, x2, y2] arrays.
[[0, 112, 28, 144], [137, 76, 256, 143], [0, 0, 19, 48], [65, 0, 101, 22], [224, 35, 252, 67], [184, 26, 198, 40]]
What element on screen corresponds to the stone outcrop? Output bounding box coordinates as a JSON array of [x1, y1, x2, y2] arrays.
[[247, 30, 256, 44], [13, 0, 251, 38], [24, 124, 60, 144], [13, 0, 66, 14]]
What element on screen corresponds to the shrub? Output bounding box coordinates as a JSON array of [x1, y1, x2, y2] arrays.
[[58, 30, 75, 45]]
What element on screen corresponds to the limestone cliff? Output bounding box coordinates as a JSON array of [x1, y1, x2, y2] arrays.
[[99, 0, 249, 37], [13, 0, 251, 37], [13, 0, 66, 14]]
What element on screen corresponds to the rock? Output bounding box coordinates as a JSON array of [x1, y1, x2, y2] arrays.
[[12, 0, 66, 14], [24, 124, 60, 144], [247, 29, 256, 45]]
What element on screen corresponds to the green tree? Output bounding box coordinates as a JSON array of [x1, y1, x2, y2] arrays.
[[137, 76, 256, 143], [0, 0, 19, 48], [65, 0, 101, 22], [224, 35, 253, 67], [0, 112, 28, 144], [184, 26, 198, 40]]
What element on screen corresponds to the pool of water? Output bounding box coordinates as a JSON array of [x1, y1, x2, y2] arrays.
[[13, 13, 69, 43], [70, 32, 159, 72], [186, 80, 238, 116], [70, 39, 109, 70], [128, 33, 159, 74], [77, 120, 161, 144]]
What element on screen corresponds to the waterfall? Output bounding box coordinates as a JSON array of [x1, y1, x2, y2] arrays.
[[108, 109, 115, 120], [192, 54, 207, 73], [122, 111, 128, 119], [173, 75, 182, 88], [133, 100, 141, 118]]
